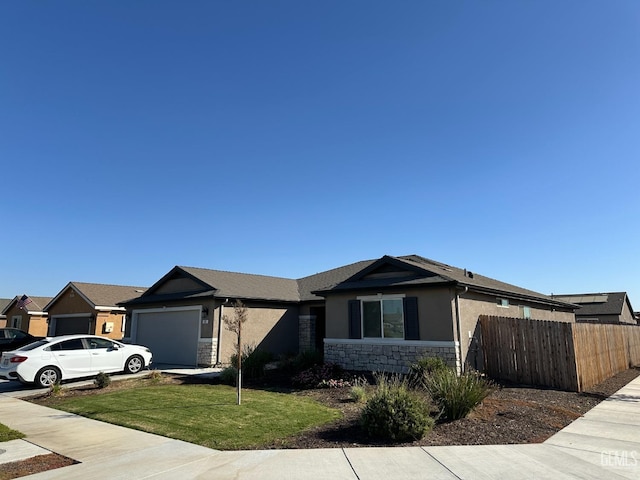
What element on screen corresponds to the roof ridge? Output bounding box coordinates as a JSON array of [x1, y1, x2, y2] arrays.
[[70, 281, 147, 289], [179, 265, 296, 282]]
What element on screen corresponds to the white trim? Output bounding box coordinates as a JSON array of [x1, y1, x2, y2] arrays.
[[95, 306, 126, 312], [357, 293, 406, 300], [25, 311, 46, 316], [324, 338, 459, 348]]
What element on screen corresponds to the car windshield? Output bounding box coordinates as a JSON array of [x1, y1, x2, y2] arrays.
[[17, 340, 50, 351]]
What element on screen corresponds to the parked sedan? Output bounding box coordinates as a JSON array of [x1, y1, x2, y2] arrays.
[[0, 335, 153, 388], [0, 328, 41, 353]]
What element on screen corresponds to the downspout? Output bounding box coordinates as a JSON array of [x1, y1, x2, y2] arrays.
[[454, 286, 468, 373], [216, 298, 229, 366]]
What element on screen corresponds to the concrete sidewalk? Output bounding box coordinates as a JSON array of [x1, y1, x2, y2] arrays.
[[1, 377, 639, 479]]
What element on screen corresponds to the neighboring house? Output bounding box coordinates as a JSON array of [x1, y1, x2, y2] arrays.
[[314, 255, 577, 373], [44, 282, 146, 339], [120, 261, 371, 367], [551, 292, 637, 325], [1, 296, 53, 336], [0, 298, 12, 327], [119, 255, 577, 371]]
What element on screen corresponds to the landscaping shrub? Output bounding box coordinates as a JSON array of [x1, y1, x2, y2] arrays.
[[147, 370, 163, 384], [349, 377, 368, 403], [278, 349, 323, 374], [219, 366, 238, 386], [408, 356, 449, 388], [360, 374, 434, 441], [424, 368, 492, 421], [94, 372, 111, 389], [292, 362, 348, 389], [48, 382, 63, 397], [230, 344, 274, 380]]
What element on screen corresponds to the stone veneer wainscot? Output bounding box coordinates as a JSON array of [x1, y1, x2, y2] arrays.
[[324, 339, 461, 374]]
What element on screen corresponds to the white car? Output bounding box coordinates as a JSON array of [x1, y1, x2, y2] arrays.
[[0, 335, 153, 388]]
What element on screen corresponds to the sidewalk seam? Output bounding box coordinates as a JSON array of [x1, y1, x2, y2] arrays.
[[420, 447, 463, 480], [341, 448, 361, 480]]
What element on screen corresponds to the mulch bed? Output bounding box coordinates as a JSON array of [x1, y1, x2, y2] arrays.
[[4, 367, 638, 478]]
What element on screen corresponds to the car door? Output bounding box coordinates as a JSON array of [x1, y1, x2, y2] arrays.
[[47, 338, 92, 378], [86, 337, 124, 374]]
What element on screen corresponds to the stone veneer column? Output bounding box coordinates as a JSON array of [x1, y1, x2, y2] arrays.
[[197, 338, 217, 367], [298, 315, 316, 353]]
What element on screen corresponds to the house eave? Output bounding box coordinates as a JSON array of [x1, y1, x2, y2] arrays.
[[460, 283, 578, 309]]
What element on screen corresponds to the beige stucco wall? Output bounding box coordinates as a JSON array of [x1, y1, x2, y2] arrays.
[[47, 287, 130, 339], [47, 288, 94, 316], [620, 299, 637, 324], [324, 287, 456, 342], [458, 291, 575, 370], [3, 304, 49, 336], [215, 302, 299, 364], [126, 298, 298, 365]]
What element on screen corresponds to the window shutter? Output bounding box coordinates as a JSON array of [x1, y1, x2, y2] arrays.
[[348, 300, 361, 339], [403, 297, 419, 340]]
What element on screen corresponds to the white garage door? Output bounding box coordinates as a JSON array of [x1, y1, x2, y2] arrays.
[[134, 308, 200, 366]]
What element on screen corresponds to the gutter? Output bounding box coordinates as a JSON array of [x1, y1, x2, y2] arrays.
[[216, 298, 228, 366]]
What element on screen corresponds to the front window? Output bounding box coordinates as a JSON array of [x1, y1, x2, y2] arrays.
[[10, 316, 22, 329], [361, 296, 404, 339]]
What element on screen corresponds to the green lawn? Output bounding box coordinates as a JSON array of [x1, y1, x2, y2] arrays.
[[0, 423, 25, 442], [44, 384, 340, 450]]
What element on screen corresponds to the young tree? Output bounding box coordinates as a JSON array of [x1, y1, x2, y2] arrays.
[[222, 300, 248, 405]]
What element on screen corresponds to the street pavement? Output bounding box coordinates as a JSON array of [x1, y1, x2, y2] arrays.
[[1, 372, 639, 479]]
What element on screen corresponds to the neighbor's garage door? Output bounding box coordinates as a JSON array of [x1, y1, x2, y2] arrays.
[[54, 317, 92, 335], [134, 309, 200, 366]]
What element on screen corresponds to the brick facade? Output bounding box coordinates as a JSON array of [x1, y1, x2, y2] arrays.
[[324, 339, 461, 374]]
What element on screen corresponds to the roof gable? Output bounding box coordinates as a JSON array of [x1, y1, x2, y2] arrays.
[[552, 292, 632, 316], [316, 254, 576, 309], [2, 295, 53, 315], [45, 283, 146, 311]]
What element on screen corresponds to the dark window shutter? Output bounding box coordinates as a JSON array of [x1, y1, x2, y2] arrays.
[[403, 297, 419, 340], [348, 299, 362, 339]]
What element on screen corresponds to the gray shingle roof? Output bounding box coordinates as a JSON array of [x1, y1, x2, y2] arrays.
[[0, 298, 12, 316], [180, 267, 300, 302], [552, 292, 631, 316], [46, 283, 147, 310], [297, 260, 376, 301], [315, 254, 575, 308], [123, 254, 575, 309]]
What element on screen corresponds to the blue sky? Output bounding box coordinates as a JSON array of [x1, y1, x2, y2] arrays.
[[1, 1, 639, 307]]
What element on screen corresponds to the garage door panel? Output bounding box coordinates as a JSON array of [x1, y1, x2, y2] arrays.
[[135, 309, 199, 366], [54, 317, 92, 336]]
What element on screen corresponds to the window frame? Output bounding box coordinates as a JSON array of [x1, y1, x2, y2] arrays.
[[357, 294, 406, 340], [497, 298, 510, 308], [10, 315, 22, 329]]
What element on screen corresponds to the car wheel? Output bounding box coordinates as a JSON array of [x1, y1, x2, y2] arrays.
[[36, 367, 61, 388], [124, 355, 144, 374]]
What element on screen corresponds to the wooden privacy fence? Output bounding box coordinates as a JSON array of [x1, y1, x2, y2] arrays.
[[479, 315, 640, 392]]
